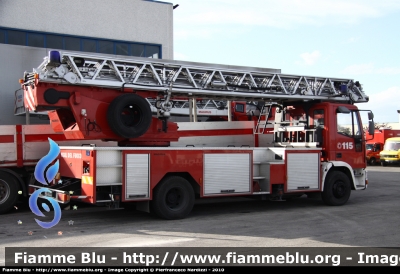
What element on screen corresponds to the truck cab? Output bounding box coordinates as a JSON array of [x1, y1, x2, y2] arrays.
[[307, 102, 368, 169], [366, 142, 383, 165]]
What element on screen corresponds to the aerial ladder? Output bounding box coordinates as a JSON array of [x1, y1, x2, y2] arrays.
[[21, 51, 369, 145]]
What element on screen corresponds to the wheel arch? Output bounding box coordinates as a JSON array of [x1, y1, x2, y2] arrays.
[[321, 161, 355, 191], [154, 172, 200, 197]]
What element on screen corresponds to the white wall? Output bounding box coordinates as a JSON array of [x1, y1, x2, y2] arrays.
[[0, 0, 173, 125], [0, 0, 173, 59]]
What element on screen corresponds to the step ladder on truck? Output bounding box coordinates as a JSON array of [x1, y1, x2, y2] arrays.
[[0, 50, 375, 219]]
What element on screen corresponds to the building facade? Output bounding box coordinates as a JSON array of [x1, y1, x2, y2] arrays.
[[0, 0, 173, 125]]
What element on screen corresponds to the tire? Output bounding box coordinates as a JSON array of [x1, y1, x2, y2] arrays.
[[151, 176, 195, 220], [321, 171, 351, 206], [0, 171, 19, 214], [369, 158, 376, 165], [107, 93, 152, 138]]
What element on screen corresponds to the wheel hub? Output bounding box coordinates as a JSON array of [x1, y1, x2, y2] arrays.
[[0, 180, 10, 203], [166, 188, 181, 208], [120, 105, 142, 126], [333, 182, 346, 198]]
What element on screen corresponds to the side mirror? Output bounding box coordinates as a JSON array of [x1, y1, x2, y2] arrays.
[[368, 121, 374, 135]]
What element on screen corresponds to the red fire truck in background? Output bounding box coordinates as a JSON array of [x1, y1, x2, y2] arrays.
[[365, 128, 400, 165], [0, 50, 374, 219]]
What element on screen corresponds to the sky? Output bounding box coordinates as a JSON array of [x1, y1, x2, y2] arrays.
[[171, 0, 400, 124]]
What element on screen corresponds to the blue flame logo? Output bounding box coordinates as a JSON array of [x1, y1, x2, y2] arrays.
[[34, 138, 60, 185], [29, 138, 62, 229]]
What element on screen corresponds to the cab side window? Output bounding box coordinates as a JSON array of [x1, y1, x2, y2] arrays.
[[337, 111, 362, 137]]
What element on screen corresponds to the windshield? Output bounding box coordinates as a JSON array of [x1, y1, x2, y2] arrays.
[[384, 141, 400, 151], [366, 144, 373, 150]]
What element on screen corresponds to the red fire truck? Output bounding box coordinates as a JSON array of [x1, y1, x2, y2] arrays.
[[0, 50, 374, 219]]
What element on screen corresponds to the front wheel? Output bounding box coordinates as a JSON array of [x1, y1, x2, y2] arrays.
[[369, 158, 377, 165], [151, 176, 195, 220], [321, 171, 351, 206]]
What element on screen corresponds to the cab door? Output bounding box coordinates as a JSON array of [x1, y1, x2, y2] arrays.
[[333, 106, 365, 168]]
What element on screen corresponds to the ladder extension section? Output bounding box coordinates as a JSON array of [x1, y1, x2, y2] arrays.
[[147, 98, 230, 116], [24, 51, 369, 104]]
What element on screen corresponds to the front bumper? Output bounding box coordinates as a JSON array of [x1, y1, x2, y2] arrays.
[[380, 159, 400, 164]]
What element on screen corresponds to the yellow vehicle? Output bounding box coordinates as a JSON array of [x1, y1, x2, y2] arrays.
[[380, 137, 400, 166]]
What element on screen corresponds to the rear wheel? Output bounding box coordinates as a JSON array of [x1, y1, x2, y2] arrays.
[[321, 171, 351, 206], [0, 171, 19, 214], [151, 176, 195, 220], [107, 93, 152, 138]]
